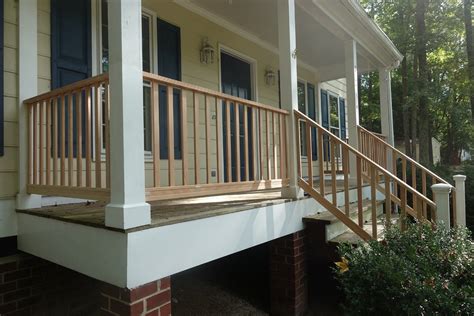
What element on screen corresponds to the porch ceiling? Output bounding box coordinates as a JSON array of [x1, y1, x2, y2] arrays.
[[179, 0, 386, 79]]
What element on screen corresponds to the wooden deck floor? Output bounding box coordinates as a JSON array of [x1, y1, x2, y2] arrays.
[[17, 189, 291, 232]]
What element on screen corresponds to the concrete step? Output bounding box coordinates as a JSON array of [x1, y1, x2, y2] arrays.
[[303, 199, 384, 241]]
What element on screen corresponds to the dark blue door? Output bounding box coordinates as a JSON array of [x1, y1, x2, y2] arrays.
[[51, 0, 91, 158], [221, 52, 254, 182], [307, 83, 317, 160], [321, 89, 330, 161], [157, 18, 182, 160], [339, 98, 346, 140]]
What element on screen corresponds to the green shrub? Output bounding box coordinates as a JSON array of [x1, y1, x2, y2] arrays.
[[334, 223, 473, 315]]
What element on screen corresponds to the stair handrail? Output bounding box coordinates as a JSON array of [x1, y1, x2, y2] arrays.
[[295, 110, 437, 240]]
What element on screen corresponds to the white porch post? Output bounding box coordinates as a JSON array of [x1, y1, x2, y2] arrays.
[[105, 0, 151, 229], [379, 68, 394, 145], [431, 183, 452, 229], [278, 0, 303, 199], [17, 0, 41, 210], [453, 175, 467, 227], [345, 40, 359, 175]]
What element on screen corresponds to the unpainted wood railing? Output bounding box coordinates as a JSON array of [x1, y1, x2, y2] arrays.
[[25, 73, 289, 201], [25, 74, 110, 200], [358, 125, 456, 224], [142, 72, 289, 200], [295, 110, 436, 241]]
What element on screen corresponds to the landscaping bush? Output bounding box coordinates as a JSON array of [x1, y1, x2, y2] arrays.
[[334, 223, 473, 315]]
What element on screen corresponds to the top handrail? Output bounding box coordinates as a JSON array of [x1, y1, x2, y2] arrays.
[[295, 110, 437, 209], [357, 125, 453, 188], [23, 73, 109, 105], [143, 72, 289, 115]]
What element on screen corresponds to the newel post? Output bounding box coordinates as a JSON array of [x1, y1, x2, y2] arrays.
[[453, 175, 467, 227], [431, 183, 452, 229]]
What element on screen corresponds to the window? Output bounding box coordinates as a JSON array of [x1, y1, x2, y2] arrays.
[[329, 94, 340, 137]]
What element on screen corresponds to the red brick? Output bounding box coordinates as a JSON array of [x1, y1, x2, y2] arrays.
[[0, 282, 17, 294], [4, 288, 30, 303], [146, 309, 159, 316], [100, 282, 120, 298], [5, 306, 32, 316], [159, 302, 171, 316], [110, 298, 144, 316], [0, 262, 17, 274], [159, 277, 170, 291], [128, 281, 158, 301], [100, 309, 116, 316], [17, 295, 40, 308], [0, 302, 16, 314], [4, 270, 31, 282], [146, 289, 170, 310], [100, 294, 110, 309]]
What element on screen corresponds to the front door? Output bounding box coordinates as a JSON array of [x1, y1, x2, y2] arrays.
[[220, 52, 254, 182]]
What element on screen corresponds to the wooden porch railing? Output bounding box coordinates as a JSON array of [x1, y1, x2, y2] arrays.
[[24, 73, 289, 201], [296, 110, 436, 241], [357, 125, 456, 224]]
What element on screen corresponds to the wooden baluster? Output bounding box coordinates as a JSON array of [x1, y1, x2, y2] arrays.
[[226, 100, 231, 182], [317, 128, 324, 195], [27, 106, 32, 185], [411, 162, 416, 207], [343, 147, 350, 216], [60, 95, 66, 186], [216, 98, 222, 183], [279, 114, 286, 180], [400, 186, 407, 231], [53, 98, 58, 186], [331, 140, 337, 205], [167, 86, 175, 186], [392, 150, 398, 197], [68, 93, 74, 186], [402, 157, 407, 184], [295, 116, 301, 180], [39, 101, 44, 185], [306, 121, 313, 188], [259, 109, 264, 180], [252, 109, 258, 181], [371, 165, 377, 239], [76, 91, 83, 187], [205, 95, 212, 183], [243, 106, 249, 181], [104, 85, 110, 189], [235, 103, 240, 182], [181, 90, 188, 185], [357, 156, 363, 227], [46, 101, 52, 185], [385, 173, 391, 223], [94, 85, 102, 188], [266, 110, 271, 180], [273, 112, 278, 179], [151, 82, 160, 187], [85, 88, 92, 187], [32, 103, 38, 185], [194, 92, 200, 185], [451, 190, 457, 225]]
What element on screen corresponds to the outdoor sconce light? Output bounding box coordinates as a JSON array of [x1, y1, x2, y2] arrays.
[[265, 68, 276, 86], [200, 37, 215, 64]]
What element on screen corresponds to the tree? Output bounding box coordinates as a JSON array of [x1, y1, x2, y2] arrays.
[[463, 0, 474, 120]]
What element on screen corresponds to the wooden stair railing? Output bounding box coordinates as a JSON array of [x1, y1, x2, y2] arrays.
[[358, 125, 456, 224], [295, 110, 437, 241]]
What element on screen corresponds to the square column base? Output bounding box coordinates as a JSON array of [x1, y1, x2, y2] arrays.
[[105, 203, 151, 230], [16, 193, 42, 210], [281, 186, 305, 200]]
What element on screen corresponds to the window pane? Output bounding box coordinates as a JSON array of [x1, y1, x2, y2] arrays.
[[142, 16, 151, 72], [298, 82, 306, 113], [143, 85, 152, 152], [101, 0, 109, 73], [330, 95, 339, 128]]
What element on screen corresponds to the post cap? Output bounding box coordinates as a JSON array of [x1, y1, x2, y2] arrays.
[[431, 183, 452, 193], [453, 174, 467, 181]]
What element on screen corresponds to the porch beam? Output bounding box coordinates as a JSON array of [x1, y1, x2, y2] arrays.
[[345, 39, 360, 177], [379, 68, 395, 146], [17, 0, 41, 210], [105, 0, 151, 229], [278, 0, 304, 199]]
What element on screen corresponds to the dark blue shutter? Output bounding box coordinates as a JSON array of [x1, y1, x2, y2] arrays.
[[157, 18, 182, 160], [307, 84, 317, 160], [339, 98, 346, 140], [0, 0, 3, 157], [51, 0, 91, 158], [321, 90, 330, 161]]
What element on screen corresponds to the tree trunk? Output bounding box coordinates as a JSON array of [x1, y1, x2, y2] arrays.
[[402, 57, 411, 157], [416, 0, 430, 166], [464, 0, 474, 120], [411, 55, 418, 159]]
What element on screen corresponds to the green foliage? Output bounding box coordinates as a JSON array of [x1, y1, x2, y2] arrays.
[[334, 224, 473, 315]]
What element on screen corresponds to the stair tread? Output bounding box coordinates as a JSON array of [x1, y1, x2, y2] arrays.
[[303, 199, 385, 224], [329, 215, 400, 244]]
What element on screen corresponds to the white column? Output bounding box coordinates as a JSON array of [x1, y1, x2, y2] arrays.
[[17, 0, 42, 210], [345, 40, 359, 175], [278, 0, 303, 199], [453, 175, 467, 226], [431, 183, 452, 229], [105, 0, 151, 229], [379, 68, 394, 145]]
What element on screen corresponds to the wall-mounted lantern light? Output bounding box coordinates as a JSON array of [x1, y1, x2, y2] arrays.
[[200, 37, 215, 64], [264, 67, 276, 86]]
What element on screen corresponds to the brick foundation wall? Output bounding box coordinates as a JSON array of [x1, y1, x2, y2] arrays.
[[100, 278, 171, 316], [0, 253, 100, 316], [270, 231, 308, 316]]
